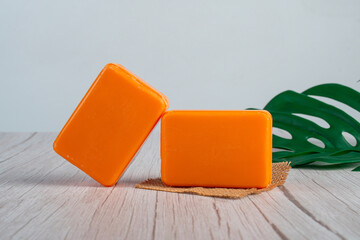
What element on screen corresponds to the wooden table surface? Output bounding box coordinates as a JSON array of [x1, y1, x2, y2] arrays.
[[0, 131, 359, 240]]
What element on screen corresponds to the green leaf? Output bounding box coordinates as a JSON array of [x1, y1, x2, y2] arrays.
[[352, 166, 360, 171], [257, 83, 360, 171]]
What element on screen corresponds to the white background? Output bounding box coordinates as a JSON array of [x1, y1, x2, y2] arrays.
[[1, 0, 360, 131]]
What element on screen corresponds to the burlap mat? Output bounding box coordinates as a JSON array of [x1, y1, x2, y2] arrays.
[[136, 162, 291, 199]]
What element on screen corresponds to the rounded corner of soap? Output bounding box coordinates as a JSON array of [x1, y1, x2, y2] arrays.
[[100, 180, 117, 187], [267, 178, 272, 188], [257, 110, 273, 122], [159, 98, 170, 113], [104, 63, 126, 75], [152, 92, 169, 113], [264, 179, 272, 189], [95, 174, 119, 187], [104, 63, 118, 69], [160, 110, 173, 122], [160, 175, 173, 187], [160, 169, 175, 187], [52, 138, 61, 154], [162, 95, 170, 110], [254, 176, 272, 189]]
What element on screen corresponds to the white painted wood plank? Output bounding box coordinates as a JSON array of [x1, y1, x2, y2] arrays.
[[0, 131, 359, 240], [276, 168, 360, 239]]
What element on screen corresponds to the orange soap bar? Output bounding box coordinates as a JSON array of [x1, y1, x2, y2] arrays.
[[161, 110, 272, 188], [53, 63, 168, 186]]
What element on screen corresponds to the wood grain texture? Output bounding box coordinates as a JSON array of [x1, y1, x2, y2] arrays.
[[0, 130, 359, 240]]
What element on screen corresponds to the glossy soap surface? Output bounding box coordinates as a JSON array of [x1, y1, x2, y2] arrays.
[[161, 110, 272, 188], [53, 63, 168, 186]]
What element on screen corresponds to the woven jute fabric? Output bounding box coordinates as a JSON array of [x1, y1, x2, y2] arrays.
[[136, 162, 291, 199]]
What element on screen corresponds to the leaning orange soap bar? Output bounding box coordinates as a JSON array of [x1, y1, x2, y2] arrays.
[[53, 63, 168, 186], [161, 110, 272, 188]]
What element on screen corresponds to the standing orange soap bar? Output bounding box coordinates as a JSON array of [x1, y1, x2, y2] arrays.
[[161, 110, 272, 188], [53, 63, 168, 186]]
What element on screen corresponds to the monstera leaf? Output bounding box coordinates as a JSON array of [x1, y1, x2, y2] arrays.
[[255, 83, 360, 171]]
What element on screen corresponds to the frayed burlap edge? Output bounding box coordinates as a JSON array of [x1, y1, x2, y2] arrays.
[[135, 162, 291, 199]]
